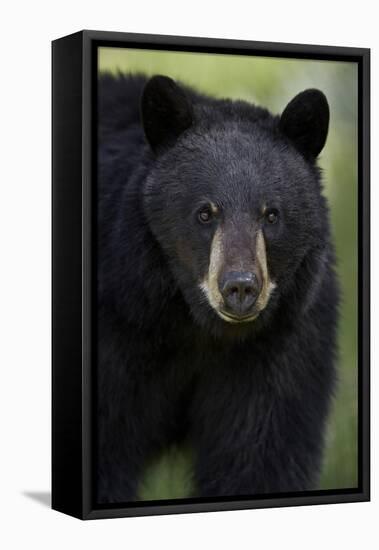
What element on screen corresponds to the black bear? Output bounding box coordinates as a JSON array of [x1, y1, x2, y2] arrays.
[[97, 73, 338, 503]]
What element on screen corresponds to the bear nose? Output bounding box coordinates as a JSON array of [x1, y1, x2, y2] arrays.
[[219, 271, 260, 317]]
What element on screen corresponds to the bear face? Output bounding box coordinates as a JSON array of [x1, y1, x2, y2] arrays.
[[142, 76, 330, 338]]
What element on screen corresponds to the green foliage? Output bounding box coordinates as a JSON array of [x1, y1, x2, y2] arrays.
[[99, 48, 358, 497], [137, 445, 195, 501]]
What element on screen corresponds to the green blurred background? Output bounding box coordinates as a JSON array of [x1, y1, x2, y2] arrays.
[[99, 47, 358, 499]]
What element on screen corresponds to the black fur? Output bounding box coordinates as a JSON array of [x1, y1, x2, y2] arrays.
[[97, 73, 338, 503]]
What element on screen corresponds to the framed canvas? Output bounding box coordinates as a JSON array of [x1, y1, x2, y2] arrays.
[[52, 30, 370, 520]]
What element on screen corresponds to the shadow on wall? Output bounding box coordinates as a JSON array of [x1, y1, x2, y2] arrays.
[[22, 491, 51, 508]]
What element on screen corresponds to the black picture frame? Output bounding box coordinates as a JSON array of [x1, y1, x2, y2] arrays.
[[52, 30, 370, 520]]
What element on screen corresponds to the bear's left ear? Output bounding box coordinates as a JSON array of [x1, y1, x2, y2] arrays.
[[279, 89, 329, 160], [141, 75, 193, 153]]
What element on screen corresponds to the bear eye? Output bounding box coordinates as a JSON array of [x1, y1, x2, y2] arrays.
[[265, 209, 279, 224], [198, 206, 213, 224]]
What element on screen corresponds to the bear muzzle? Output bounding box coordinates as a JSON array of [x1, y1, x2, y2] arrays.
[[218, 270, 262, 320]]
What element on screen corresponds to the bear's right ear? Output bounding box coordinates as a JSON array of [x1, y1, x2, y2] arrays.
[[141, 75, 193, 153]]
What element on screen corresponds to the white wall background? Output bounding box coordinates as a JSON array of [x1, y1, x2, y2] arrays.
[[0, 1, 376, 548]]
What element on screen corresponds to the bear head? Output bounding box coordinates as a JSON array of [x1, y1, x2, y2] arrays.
[[141, 75, 331, 338]]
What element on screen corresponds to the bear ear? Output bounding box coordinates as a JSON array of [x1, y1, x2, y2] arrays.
[[141, 75, 193, 153], [279, 89, 329, 160]]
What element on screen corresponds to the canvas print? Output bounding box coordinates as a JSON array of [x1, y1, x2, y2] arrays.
[[95, 48, 358, 505]]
